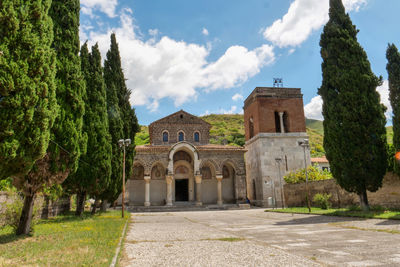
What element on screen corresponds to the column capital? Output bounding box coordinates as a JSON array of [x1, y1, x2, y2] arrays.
[[216, 175, 223, 181], [144, 176, 151, 182], [279, 111, 284, 116], [195, 175, 202, 184]]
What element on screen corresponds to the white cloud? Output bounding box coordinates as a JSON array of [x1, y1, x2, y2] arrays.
[[202, 28, 209, 36], [304, 95, 323, 120], [304, 80, 391, 122], [377, 80, 392, 121], [263, 0, 367, 48], [201, 105, 242, 116], [83, 10, 275, 111], [81, 0, 118, 18], [232, 93, 244, 101]]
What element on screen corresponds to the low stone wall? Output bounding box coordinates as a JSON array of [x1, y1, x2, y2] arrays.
[[284, 172, 400, 208], [0, 192, 70, 227]]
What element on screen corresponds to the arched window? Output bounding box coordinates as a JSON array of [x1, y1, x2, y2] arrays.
[[163, 131, 169, 142], [194, 132, 200, 142], [178, 131, 185, 142]]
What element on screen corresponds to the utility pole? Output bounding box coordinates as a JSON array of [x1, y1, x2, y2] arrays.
[[119, 139, 131, 218], [298, 139, 311, 212]]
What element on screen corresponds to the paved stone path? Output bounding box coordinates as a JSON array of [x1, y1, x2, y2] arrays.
[[120, 209, 400, 266]]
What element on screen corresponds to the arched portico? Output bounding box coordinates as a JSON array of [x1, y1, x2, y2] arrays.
[[165, 142, 200, 205]]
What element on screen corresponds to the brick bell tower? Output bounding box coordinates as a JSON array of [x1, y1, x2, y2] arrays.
[[244, 86, 311, 207]]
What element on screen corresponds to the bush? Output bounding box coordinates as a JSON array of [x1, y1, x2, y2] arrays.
[[0, 191, 39, 233], [313, 193, 331, 209], [284, 166, 333, 184]]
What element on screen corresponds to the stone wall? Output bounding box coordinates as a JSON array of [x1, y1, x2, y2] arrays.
[[245, 133, 311, 208], [284, 172, 400, 208], [0, 192, 70, 227]]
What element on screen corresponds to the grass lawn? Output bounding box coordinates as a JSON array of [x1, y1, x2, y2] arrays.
[[0, 210, 129, 266], [266, 207, 400, 220]]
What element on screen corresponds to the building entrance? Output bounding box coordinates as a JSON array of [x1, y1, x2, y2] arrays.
[[175, 179, 188, 201]]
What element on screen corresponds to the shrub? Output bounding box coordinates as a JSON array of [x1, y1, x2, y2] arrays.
[[0, 191, 39, 233], [284, 166, 333, 184], [313, 193, 331, 209]]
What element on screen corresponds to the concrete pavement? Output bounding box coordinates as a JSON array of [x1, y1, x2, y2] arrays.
[[120, 209, 400, 266]]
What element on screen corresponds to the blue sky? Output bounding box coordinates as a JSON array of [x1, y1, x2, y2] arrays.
[[80, 0, 400, 125]]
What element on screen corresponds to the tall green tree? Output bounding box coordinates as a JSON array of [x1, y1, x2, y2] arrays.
[[386, 44, 400, 175], [15, 0, 86, 235], [318, 0, 387, 211], [102, 33, 139, 204], [0, 0, 57, 179], [64, 43, 112, 216]]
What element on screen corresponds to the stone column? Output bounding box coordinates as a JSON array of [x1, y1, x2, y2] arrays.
[[216, 175, 223, 206], [189, 175, 194, 202], [166, 175, 173, 206], [279, 112, 285, 133], [195, 175, 202, 206], [144, 176, 151, 207]]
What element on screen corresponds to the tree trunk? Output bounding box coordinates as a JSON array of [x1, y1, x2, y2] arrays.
[[91, 199, 99, 215], [100, 200, 108, 212], [16, 193, 36, 235], [359, 190, 370, 211], [75, 191, 86, 217]]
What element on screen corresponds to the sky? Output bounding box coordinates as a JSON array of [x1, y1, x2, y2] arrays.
[[79, 0, 400, 126]]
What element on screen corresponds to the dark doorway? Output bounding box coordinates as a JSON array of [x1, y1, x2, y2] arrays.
[[175, 179, 188, 201]]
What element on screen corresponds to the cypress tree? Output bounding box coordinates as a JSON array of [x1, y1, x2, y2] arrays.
[[15, 0, 86, 234], [102, 33, 139, 204], [386, 44, 400, 175], [0, 0, 57, 179], [64, 43, 112, 216], [318, 0, 387, 211]]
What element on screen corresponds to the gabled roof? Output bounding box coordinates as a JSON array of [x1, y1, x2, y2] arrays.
[[149, 110, 211, 127]]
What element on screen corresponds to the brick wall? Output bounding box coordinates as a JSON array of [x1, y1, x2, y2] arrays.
[[284, 172, 400, 208], [244, 87, 306, 141]]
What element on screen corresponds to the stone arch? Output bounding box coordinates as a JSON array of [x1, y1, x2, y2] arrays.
[[199, 159, 217, 180], [173, 160, 193, 179], [221, 159, 237, 203], [168, 142, 200, 175], [150, 161, 166, 180], [132, 162, 145, 180], [220, 159, 238, 174]]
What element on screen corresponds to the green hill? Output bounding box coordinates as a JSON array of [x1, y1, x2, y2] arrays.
[[133, 114, 391, 158]]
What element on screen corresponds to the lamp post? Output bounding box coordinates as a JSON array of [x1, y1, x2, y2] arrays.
[[118, 139, 131, 218], [298, 139, 311, 212], [275, 158, 285, 209]]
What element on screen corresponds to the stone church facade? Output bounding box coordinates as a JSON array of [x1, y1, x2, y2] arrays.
[[125, 86, 310, 208], [126, 110, 247, 206]]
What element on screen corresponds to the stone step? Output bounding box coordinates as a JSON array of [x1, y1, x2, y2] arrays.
[[127, 203, 251, 213]]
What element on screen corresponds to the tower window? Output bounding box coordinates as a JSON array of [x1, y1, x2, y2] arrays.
[[194, 132, 200, 142], [178, 131, 185, 142], [249, 117, 254, 139], [283, 112, 289, 133], [274, 112, 281, 133], [163, 131, 169, 142]]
